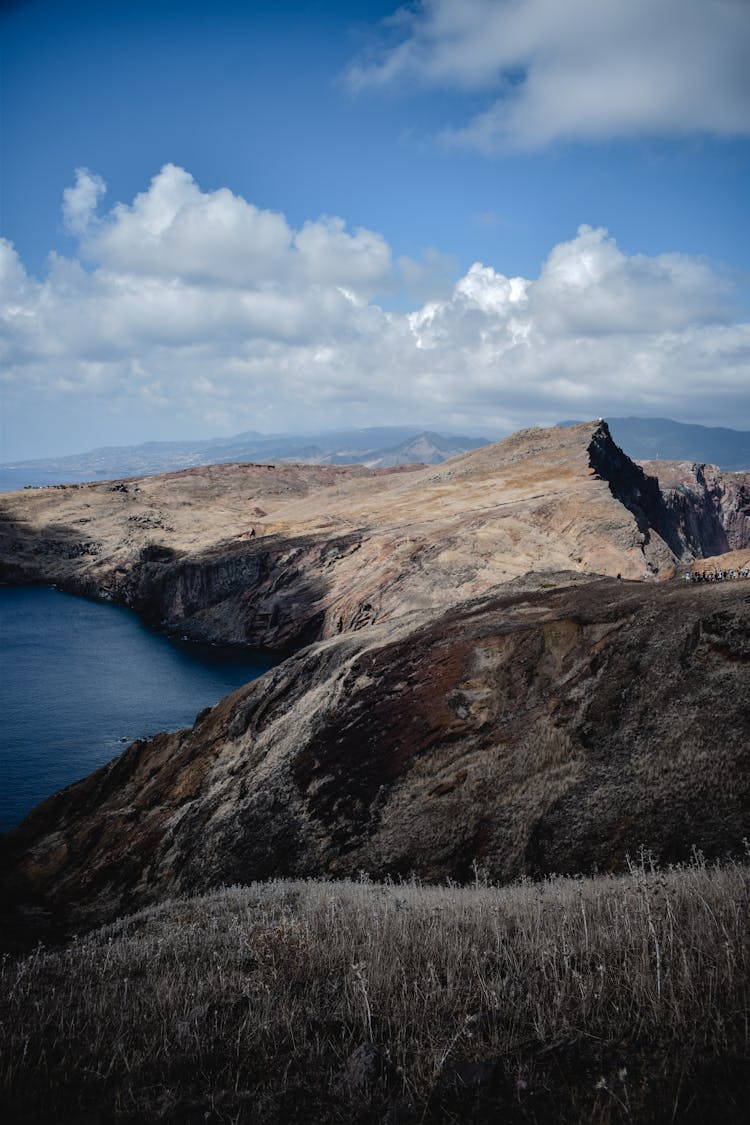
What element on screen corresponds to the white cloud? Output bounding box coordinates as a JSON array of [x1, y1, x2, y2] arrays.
[[529, 225, 729, 335], [347, 0, 750, 150], [62, 167, 106, 235], [1, 168, 748, 460], [398, 247, 459, 303], [77, 164, 392, 293]]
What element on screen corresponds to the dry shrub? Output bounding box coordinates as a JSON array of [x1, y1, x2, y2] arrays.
[[1, 854, 749, 1123]]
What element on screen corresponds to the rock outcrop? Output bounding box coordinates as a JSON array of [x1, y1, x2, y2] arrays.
[[2, 421, 749, 947], [1, 422, 734, 651], [2, 576, 748, 942], [640, 459, 750, 558]]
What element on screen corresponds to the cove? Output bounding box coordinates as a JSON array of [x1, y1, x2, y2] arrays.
[[0, 586, 277, 832]]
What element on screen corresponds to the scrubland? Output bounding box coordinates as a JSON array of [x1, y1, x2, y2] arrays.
[[1, 855, 748, 1123]]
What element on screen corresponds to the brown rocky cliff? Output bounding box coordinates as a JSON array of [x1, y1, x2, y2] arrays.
[[640, 459, 750, 557], [0, 422, 720, 651], [2, 577, 748, 943], [3, 422, 750, 948]]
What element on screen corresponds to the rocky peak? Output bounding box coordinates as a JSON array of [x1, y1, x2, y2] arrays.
[[587, 421, 687, 561], [0, 421, 744, 653]]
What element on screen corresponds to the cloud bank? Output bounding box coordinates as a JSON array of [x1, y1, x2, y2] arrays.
[[1, 165, 748, 458], [347, 0, 750, 150]]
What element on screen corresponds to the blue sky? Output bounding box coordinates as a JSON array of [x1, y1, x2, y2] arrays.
[[1, 0, 749, 459]]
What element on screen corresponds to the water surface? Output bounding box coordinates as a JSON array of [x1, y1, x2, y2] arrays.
[[0, 469, 104, 492], [0, 586, 275, 831]]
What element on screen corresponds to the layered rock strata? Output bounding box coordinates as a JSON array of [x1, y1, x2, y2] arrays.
[[2, 421, 749, 946], [0, 422, 735, 651], [2, 576, 748, 941], [640, 459, 750, 558]]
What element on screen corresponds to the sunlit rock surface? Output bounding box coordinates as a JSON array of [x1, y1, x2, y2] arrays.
[[1, 422, 749, 946]]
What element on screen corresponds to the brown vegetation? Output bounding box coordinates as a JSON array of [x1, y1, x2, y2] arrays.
[[1, 858, 748, 1124]]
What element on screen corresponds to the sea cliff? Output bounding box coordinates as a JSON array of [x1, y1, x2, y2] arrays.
[[1, 421, 748, 945]]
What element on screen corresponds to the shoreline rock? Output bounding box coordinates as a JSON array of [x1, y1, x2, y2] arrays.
[[2, 422, 749, 948]]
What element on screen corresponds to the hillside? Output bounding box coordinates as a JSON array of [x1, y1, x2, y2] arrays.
[[2, 864, 748, 1124], [2, 574, 748, 944], [1, 421, 749, 947], [2, 421, 747, 654]]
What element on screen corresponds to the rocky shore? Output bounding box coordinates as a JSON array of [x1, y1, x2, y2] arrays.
[[1, 421, 748, 946]]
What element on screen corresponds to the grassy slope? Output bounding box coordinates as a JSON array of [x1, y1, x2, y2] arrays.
[[1, 859, 749, 1124]]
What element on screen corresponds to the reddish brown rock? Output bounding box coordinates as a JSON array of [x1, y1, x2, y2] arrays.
[[640, 459, 750, 558], [2, 576, 748, 944], [2, 422, 749, 948]]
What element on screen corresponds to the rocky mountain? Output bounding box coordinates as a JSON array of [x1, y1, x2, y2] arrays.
[[4, 421, 746, 651], [1, 421, 749, 945], [638, 458, 749, 558], [0, 426, 489, 480], [560, 416, 750, 471], [2, 574, 748, 944], [7, 415, 748, 484], [362, 430, 489, 467]]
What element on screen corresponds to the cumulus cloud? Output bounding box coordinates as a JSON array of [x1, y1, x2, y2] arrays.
[[347, 0, 750, 150], [398, 247, 459, 303], [1, 167, 748, 459], [62, 167, 106, 235], [77, 164, 392, 293]]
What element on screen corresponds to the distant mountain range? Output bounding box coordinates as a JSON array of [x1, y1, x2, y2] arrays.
[[3, 417, 749, 482], [559, 417, 750, 471], [0, 428, 490, 481]]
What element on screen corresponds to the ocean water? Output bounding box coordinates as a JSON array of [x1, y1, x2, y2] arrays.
[[0, 470, 107, 493], [0, 586, 276, 831]]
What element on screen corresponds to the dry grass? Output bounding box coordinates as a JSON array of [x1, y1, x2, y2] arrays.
[[1, 854, 749, 1123]]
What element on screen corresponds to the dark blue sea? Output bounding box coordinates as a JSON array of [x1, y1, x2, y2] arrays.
[[0, 586, 275, 831], [0, 470, 106, 492]]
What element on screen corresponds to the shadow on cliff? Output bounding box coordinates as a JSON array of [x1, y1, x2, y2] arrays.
[[132, 530, 364, 653], [0, 505, 350, 655], [588, 424, 705, 559], [0, 514, 105, 588]]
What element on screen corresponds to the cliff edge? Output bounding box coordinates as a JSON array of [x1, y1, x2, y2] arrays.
[[2, 422, 748, 946], [2, 576, 748, 943], [0, 422, 730, 650]]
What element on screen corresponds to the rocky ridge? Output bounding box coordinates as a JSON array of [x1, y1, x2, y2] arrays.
[[2, 422, 744, 651], [1, 422, 749, 944], [2, 575, 748, 942]]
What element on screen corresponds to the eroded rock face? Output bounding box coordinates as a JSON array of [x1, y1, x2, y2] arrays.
[[3, 576, 748, 942], [640, 460, 750, 558], [0, 422, 728, 652], [2, 422, 749, 948]]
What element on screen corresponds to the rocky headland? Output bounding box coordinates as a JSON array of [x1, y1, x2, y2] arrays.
[[3, 421, 746, 651], [639, 458, 750, 559], [1, 421, 748, 944]]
